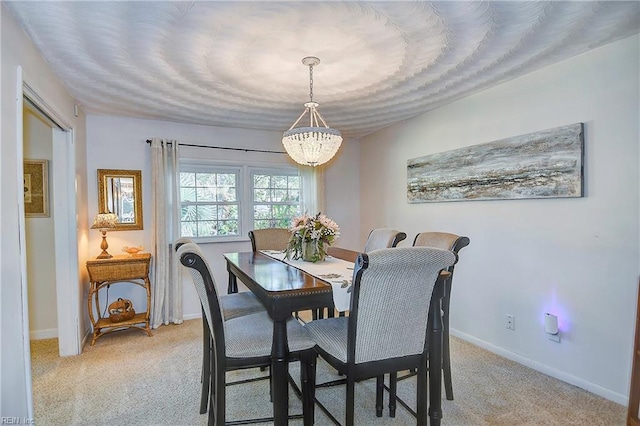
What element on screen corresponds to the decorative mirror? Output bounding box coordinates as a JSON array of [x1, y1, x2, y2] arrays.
[[97, 169, 143, 230]]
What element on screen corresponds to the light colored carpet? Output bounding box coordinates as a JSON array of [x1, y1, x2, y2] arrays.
[[30, 319, 626, 425]]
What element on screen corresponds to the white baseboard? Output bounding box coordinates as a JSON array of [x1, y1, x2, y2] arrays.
[[30, 328, 58, 340], [80, 326, 92, 351], [450, 328, 628, 406], [183, 312, 201, 321]]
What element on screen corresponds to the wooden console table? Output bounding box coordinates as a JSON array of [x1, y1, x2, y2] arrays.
[[86, 253, 152, 345]]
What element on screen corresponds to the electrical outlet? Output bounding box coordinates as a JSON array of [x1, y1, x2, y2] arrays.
[[506, 314, 515, 330]]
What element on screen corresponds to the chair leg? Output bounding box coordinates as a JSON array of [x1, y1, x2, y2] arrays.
[[442, 291, 454, 400], [375, 375, 383, 417], [346, 377, 355, 426], [214, 356, 225, 426], [211, 349, 219, 425], [416, 361, 428, 426], [443, 341, 454, 401], [388, 372, 397, 417], [200, 319, 211, 414], [208, 392, 215, 426], [301, 351, 317, 426], [309, 353, 317, 415]]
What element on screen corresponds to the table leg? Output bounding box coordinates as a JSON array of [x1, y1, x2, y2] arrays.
[[227, 266, 238, 294], [428, 293, 443, 426], [271, 318, 289, 426], [88, 283, 97, 345]]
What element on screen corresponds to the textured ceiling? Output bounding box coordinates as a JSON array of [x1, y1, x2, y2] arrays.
[[6, 1, 640, 138]]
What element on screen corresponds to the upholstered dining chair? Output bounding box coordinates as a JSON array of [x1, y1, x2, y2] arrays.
[[248, 227, 291, 253], [178, 242, 318, 426], [174, 237, 265, 414], [305, 247, 457, 425], [413, 232, 469, 401], [323, 228, 407, 320], [364, 228, 407, 253], [386, 231, 470, 413]]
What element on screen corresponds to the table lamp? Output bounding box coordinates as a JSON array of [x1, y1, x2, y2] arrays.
[[91, 212, 118, 259]]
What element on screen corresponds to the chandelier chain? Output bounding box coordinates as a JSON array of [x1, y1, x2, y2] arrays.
[[309, 63, 314, 103]]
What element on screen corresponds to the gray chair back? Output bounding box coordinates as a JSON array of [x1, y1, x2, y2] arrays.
[[412, 232, 470, 272], [177, 243, 226, 342], [248, 228, 291, 251], [349, 247, 457, 364], [174, 236, 195, 251], [363, 228, 407, 253]]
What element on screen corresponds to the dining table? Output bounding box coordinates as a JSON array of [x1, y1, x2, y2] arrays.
[[223, 249, 450, 426]]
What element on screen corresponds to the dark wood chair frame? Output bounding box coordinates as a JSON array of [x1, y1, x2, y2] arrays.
[[175, 239, 270, 416], [387, 233, 470, 416], [312, 251, 455, 426], [434, 235, 470, 401], [180, 247, 317, 426]]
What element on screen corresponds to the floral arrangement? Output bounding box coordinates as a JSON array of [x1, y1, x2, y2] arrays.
[[285, 212, 340, 262]]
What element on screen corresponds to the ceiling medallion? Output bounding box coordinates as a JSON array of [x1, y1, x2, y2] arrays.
[[282, 56, 343, 167]]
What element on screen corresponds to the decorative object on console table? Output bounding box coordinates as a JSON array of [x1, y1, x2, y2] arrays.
[[108, 298, 135, 323], [285, 212, 339, 262], [91, 212, 118, 259], [122, 245, 144, 256], [86, 253, 152, 345]]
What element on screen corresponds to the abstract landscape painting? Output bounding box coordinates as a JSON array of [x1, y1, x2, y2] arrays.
[[407, 123, 584, 203]]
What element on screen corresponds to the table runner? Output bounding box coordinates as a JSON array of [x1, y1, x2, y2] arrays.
[[260, 250, 353, 312]]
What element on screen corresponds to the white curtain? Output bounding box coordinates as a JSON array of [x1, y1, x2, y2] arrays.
[[299, 164, 325, 216], [150, 138, 182, 328]]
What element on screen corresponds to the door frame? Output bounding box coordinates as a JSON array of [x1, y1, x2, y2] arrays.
[[18, 74, 80, 372]]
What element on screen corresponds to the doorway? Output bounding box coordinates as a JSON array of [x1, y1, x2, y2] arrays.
[[19, 83, 81, 360], [23, 104, 58, 341]]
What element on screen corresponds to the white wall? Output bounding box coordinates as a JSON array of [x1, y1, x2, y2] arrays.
[[1, 6, 88, 418], [86, 115, 360, 321], [23, 110, 58, 339], [325, 137, 361, 251], [359, 35, 640, 404]]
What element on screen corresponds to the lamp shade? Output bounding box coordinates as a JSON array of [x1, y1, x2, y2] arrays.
[[91, 212, 118, 230]]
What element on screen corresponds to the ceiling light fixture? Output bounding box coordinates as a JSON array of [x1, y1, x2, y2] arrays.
[[282, 57, 343, 167]]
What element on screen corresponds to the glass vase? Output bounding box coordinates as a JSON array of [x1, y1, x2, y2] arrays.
[[302, 240, 325, 262]]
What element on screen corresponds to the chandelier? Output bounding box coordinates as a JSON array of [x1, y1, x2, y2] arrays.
[[282, 57, 343, 167]]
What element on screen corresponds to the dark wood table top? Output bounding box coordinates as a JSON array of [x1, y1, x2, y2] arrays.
[[224, 251, 333, 293], [224, 251, 336, 319]]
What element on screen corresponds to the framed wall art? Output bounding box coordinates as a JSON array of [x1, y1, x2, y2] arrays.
[[24, 159, 49, 217], [407, 123, 584, 203]]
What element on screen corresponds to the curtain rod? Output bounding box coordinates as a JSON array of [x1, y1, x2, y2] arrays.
[[145, 139, 285, 155]]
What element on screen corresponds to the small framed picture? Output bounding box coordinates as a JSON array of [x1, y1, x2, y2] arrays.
[[23, 159, 49, 217]]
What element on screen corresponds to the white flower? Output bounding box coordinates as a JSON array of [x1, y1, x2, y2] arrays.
[[285, 212, 340, 261]]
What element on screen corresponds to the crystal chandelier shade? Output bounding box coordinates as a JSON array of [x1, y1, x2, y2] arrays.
[[282, 57, 342, 167]]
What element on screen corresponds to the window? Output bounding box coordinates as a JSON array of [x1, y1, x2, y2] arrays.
[[179, 165, 300, 241], [179, 168, 240, 238], [252, 170, 300, 229]]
